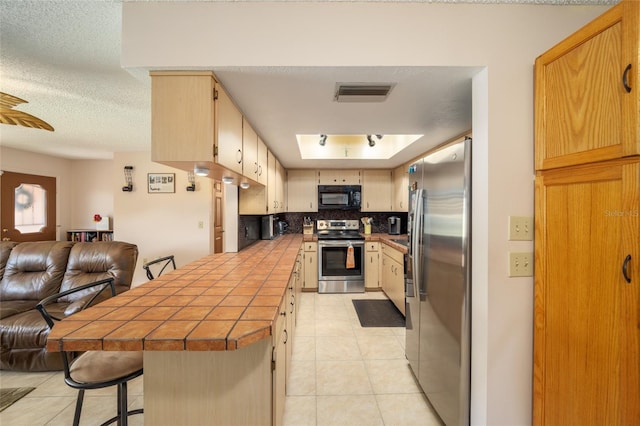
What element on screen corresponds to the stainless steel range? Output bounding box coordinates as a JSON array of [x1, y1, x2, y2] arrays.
[[316, 219, 365, 293]]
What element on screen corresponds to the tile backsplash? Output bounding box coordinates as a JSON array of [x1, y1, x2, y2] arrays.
[[281, 211, 408, 235]]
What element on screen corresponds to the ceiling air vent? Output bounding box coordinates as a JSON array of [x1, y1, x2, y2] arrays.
[[334, 83, 394, 103]]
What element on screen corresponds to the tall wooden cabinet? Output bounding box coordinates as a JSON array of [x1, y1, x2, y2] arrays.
[[533, 2, 639, 424]]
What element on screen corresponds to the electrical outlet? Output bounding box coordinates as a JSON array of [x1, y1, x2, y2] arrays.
[[508, 216, 533, 241], [198, 221, 204, 229], [509, 252, 533, 277]]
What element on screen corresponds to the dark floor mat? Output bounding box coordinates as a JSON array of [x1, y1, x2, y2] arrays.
[[352, 299, 405, 327]]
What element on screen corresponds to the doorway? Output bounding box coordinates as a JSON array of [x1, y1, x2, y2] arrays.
[[213, 179, 223, 253], [1, 171, 57, 241]]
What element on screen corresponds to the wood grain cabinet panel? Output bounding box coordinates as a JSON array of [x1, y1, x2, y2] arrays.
[[535, 0, 639, 170], [534, 159, 639, 425], [534, 4, 640, 423]]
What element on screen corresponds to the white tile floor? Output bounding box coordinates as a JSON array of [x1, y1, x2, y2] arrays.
[[0, 292, 441, 426]]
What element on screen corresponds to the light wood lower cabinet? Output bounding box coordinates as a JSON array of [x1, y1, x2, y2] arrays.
[[534, 158, 639, 425], [365, 242, 380, 289], [302, 242, 318, 291], [381, 244, 405, 315]]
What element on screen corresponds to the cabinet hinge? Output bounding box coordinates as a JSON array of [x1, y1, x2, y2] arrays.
[[214, 145, 218, 157], [213, 89, 218, 101]]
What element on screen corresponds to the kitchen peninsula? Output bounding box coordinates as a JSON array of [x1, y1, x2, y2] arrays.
[[46, 235, 303, 426]]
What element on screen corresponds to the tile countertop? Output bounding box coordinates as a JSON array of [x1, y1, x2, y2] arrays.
[[46, 235, 303, 353]]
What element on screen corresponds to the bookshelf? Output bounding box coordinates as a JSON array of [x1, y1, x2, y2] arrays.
[[66, 229, 114, 242]]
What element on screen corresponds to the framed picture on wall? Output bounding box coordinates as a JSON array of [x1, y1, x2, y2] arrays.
[[148, 173, 175, 193]]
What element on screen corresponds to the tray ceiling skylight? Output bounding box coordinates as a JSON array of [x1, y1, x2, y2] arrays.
[[297, 134, 423, 160]]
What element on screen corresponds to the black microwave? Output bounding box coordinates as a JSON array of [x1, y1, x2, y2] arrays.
[[318, 185, 361, 210]]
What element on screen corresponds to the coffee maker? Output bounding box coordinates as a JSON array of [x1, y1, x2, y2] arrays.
[[388, 216, 401, 235]]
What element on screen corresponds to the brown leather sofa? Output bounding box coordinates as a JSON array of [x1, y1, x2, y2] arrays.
[[0, 240, 138, 371]]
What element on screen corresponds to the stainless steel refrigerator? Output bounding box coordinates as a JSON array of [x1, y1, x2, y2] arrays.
[[405, 137, 471, 426]]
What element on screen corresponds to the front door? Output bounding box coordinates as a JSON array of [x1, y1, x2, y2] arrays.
[[1, 171, 56, 241]]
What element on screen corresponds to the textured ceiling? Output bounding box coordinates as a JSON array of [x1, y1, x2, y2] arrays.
[[0, 0, 617, 168]]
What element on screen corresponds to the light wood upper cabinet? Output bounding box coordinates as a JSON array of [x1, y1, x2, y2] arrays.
[[151, 71, 216, 164], [361, 170, 393, 212], [533, 158, 639, 426], [257, 137, 268, 186], [275, 158, 286, 213], [393, 164, 409, 212], [150, 71, 245, 181], [215, 83, 244, 176], [534, 0, 640, 170], [287, 170, 317, 212], [318, 169, 361, 185], [242, 117, 259, 182]]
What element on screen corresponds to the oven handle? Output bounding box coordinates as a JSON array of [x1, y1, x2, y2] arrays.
[[318, 240, 365, 247]]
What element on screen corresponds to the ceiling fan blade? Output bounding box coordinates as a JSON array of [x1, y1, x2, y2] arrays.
[[0, 107, 54, 131], [0, 92, 28, 109]]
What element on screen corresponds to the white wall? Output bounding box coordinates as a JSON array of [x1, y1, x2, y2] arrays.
[[121, 3, 609, 425], [112, 152, 212, 286], [70, 160, 114, 229]]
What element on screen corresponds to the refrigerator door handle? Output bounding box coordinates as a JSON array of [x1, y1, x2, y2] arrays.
[[412, 189, 425, 298]]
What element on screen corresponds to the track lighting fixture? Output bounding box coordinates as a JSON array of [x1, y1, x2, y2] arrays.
[[319, 134, 327, 146], [367, 134, 383, 147]]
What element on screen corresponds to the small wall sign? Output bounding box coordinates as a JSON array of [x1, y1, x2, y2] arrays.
[[148, 173, 175, 193]]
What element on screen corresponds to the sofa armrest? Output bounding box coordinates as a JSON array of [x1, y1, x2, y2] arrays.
[[36, 278, 116, 329]]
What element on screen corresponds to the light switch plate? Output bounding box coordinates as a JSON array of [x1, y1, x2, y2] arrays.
[[509, 252, 533, 277], [508, 216, 533, 241]]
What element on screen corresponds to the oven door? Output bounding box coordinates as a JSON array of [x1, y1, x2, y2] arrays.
[[318, 240, 365, 293]]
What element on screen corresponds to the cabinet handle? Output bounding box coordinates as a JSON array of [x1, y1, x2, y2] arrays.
[[622, 254, 632, 283], [254, 162, 258, 174], [236, 149, 243, 164], [283, 329, 288, 344], [258, 165, 263, 176], [623, 64, 632, 93]]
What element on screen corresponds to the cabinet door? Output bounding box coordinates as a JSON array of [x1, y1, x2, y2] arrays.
[[393, 165, 409, 212], [151, 72, 215, 163], [533, 159, 639, 425], [276, 160, 286, 213], [215, 84, 243, 175], [267, 150, 276, 213], [318, 170, 340, 185], [534, 1, 639, 170], [340, 170, 361, 185], [272, 301, 286, 426], [242, 117, 259, 182], [365, 243, 380, 289], [362, 170, 392, 212], [287, 170, 318, 212], [318, 169, 361, 185], [257, 137, 268, 186], [303, 246, 318, 290]]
